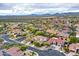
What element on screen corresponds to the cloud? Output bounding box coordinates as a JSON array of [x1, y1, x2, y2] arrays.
[[0, 10, 13, 15], [0, 3, 79, 15]]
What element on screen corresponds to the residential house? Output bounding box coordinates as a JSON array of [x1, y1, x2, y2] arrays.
[[47, 37, 57, 45], [69, 43, 76, 52], [47, 37, 65, 46], [7, 47, 24, 56], [33, 36, 49, 44], [69, 43, 79, 53], [56, 37, 65, 46], [57, 31, 69, 38], [76, 43, 79, 53], [10, 24, 22, 34], [46, 29, 57, 34], [33, 36, 48, 42]]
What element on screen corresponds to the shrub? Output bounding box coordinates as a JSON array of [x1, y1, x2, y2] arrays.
[[0, 38, 4, 42], [63, 46, 69, 53], [33, 41, 41, 47], [49, 33, 57, 38], [69, 36, 78, 43], [20, 45, 28, 51], [42, 42, 50, 46], [35, 31, 45, 36]]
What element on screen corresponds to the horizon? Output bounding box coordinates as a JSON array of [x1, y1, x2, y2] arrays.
[[0, 3, 79, 15]]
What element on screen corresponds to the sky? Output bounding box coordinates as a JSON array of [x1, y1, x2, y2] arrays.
[[0, 3, 79, 15]]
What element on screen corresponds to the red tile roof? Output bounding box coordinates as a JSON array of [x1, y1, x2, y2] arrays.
[[33, 36, 48, 42], [56, 38, 64, 44], [69, 43, 76, 51], [69, 43, 79, 52], [76, 43, 79, 49], [47, 37, 64, 44], [7, 47, 24, 56], [47, 38, 55, 44]]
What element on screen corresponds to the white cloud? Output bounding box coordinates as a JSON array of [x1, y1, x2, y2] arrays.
[[10, 4, 70, 15], [0, 3, 79, 15], [0, 0, 79, 3], [65, 10, 79, 12], [0, 10, 12, 13], [0, 8, 73, 15], [0, 10, 13, 15]]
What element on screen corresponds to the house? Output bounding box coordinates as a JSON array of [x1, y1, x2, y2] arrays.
[[10, 24, 22, 34], [76, 43, 79, 49], [33, 36, 48, 42], [7, 47, 24, 56], [46, 29, 57, 34], [57, 31, 69, 38], [47, 37, 65, 46], [69, 43, 76, 52], [76, 43, 79, 53], [69, 43, 79, 53], [54, 37, 65, 46], [11, 28, 21, 34], [47, 37, 57, 45]]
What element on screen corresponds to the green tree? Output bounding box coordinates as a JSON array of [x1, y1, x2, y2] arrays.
[[35, 31, 45, 36], [2, 44, 12, 49], [69, 36, 78, 43], [49, 33, 57, 38], [20, 45, 28, 51], [33, 41, 41, 47], [22, 33, 27, 37], [31, 27, 38, 34], [42, 42, 50, 46], [35, 30, 50, 37], [0, 27, 4, 34], [69, 31, 76, 37]]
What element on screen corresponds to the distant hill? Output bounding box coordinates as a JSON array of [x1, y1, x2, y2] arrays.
[[0, 12, 79, 17], [0, 12, 79, 20], [52, 12, 79, 16], [24, 12, 79, 16]]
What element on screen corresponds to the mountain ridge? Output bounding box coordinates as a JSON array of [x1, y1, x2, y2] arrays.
[[0, 12, 79, 17]]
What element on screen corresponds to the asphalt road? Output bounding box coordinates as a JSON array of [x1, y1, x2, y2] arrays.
[[0, 34, 65, 56]]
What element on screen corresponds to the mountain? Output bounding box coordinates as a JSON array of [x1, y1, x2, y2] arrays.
[[22, 12, 79, 16], [52, 12, 79, 16], [0, 12, 79, 22], [0, 12, 79, 18]]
